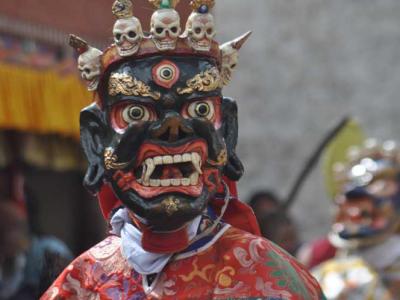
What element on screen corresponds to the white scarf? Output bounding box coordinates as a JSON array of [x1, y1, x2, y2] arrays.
[[110, 208, 201, 275]]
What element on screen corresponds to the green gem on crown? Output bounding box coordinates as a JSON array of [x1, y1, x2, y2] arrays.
[[160, 0, 171, 9]]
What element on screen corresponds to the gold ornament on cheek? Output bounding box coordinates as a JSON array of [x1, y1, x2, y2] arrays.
[[207, 148, 228, 167], [104, 148, 130, 170], [108, 73, 161, 101], [177, 67, 222, 95]]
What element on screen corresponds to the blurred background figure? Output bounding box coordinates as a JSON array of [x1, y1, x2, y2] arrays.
[[249, 190, 301, 256], [0, 201, 73, 299], [248, 190, 280, 218], [312, 139, 400, 299]]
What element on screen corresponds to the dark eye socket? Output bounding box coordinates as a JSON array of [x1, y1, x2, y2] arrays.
[[115, 33, 122, 40], [84, 68, 91, 73], [156, 27, 164, 34], [230, 64, 237, 69], [128, 31, 137, 38], [207, 28, 213, 35], [170, 26, 178, 33], [194, 27, 202, 34]]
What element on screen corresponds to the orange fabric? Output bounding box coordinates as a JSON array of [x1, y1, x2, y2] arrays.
[[42, 227, 324, 299]]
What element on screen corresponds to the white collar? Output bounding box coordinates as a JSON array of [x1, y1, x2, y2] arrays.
[[110, 208, 201, 275]]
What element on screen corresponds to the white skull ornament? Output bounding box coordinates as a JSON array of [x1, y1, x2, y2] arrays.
[[78, 47, 103, 92], [113, 17, 143, 57], [185, 12, 216, 52], [150, 9, 181, 51], [220, 31, 252, 86]]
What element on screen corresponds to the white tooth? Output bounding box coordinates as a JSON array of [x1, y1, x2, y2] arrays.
[[171, 179, 180, 186], [161, 179, 171, 187], [182, 178, 191, 186], [191, 153, 203, 174], [173, 155, 182, 163], [163, 155, 173, 164], [141, 164, 147, 182], [183, 153, 191, 162], [143, 179, 150, 187], [150, 179, 161, 187], [137, 178, 142, 184], [144, 158, 155, 182], [154, 156, 163, 165], [190, 173, 199, 185]]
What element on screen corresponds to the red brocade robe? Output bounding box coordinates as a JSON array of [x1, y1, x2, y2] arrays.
[[42, 226, 324, 300], [42, 183, 324, 299]]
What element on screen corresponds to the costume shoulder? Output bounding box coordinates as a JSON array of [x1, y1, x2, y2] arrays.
[[40, 235, 145, 300], [212, 227, 325, 299], [312, 255, 396, 299]]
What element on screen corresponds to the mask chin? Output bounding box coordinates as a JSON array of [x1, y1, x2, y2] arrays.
[[111, 182, 213, 232]]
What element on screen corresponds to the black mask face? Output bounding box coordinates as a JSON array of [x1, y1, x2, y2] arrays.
[[80, 55, 243, 231]]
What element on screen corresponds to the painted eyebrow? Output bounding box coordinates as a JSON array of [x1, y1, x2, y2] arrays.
[[108, 72, 161, 101], [176, 67, 222, 95]]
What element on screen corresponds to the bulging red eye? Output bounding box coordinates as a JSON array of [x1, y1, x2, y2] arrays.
[[187, 101, 215, 120], [112, 103, 156, 132], [122, 104, 150, 123]]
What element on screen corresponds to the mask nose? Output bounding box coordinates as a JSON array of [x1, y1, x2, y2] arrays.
[[150, 112, 193, 142]]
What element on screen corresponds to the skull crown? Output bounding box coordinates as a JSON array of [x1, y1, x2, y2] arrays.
[[150, 8, 181, 51], [68, 34, 103, 92], [112, 0, 143, 57], [184, 0, 216, 52], [68, 0, 251, 92]]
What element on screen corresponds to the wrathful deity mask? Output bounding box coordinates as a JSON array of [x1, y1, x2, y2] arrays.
[[330, 139, 400, 246], [71, 0, 251, 233]]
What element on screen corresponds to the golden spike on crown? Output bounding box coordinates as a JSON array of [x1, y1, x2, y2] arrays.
[[190, 0, 215, 12], [149, 0, 180, 9], [112, 0, 133, 19], [68, 34, 89, 54]]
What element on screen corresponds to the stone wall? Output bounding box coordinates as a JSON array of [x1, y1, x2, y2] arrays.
[[216, 0, 400, 240]]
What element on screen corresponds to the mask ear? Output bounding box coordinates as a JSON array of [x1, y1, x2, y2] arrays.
[[221, 97, 244, 181], [80, 103, 108, 194]]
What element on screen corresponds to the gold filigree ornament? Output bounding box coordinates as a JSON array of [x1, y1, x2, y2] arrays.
[[190, 0, 215, 11], [207, 148, 228, 167], [177, 67, 222, 95], [108, 73, 161, 101], [162, 197, 180, 216], [112, 0, 133, 19], [104, 148, 130, 170]]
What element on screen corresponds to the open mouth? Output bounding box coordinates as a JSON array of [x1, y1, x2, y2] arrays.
[[137, 152, 202, 187], [115, 140, 209, 199], [190, 38, 211, 51], [87, 78, 99, 91], [118, 43, 139, 56], [153, 38, 176, 51]]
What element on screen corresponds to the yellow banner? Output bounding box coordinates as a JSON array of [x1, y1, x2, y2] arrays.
[[0, 63, 92, 138]]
